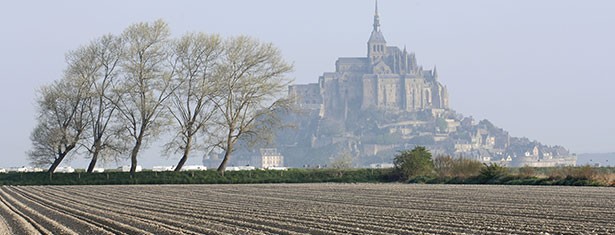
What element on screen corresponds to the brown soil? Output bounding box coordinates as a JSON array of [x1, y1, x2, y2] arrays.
[[0, 184, 614, 234]]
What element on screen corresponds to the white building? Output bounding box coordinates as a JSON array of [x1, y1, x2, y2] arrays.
[[369, 163, 394, 169], [258, 148, 284, 169], [54, 166, 75, 173], [119, 165, 142, 172], [152, 166, 175, 172], [225, 166, 256, 171], [180, 165, 207, 171]]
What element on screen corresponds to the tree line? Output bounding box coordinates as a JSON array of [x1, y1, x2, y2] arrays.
[[28, 20, 293, 176], [393, 146, 614, 186]]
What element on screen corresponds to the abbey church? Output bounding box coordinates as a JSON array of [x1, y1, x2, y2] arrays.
[[268, 2, 575, 168], [290, 2, 449, 119]]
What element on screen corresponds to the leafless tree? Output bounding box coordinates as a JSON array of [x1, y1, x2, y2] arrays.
[[165, 33, 223, 171], [212, 36, 293, 175], [330, 150, 354, 169], [112, 20, 176, 176], [76, 35, 127, 173], [28, 78, 90, 173], [29, 20, 296, 175]]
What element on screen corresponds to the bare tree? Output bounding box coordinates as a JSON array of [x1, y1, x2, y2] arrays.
[[330, 150, 354, 169], [212, 36, 293, 175], [78, 35, 127, 173], [165, 33, 223, 171], [28, 78, 90, 173], [29, 20, 296, 176], [112, 20, 176, 176]]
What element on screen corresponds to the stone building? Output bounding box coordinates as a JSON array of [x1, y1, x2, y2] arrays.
[[288, 83, 322, 111], [257, 148, 284, 169], [290, 2, 449, 120]]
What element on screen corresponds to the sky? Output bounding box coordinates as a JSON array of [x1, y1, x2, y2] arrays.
[[1, 0, 614, 168]]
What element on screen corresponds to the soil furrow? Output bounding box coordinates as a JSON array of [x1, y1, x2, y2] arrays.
[[87, 186, 398, 234], [34, 186, 276, 235], [1, 184, 613, 234], [83, 186, 516, 234], [6, 186, 163, 235], [5, 186, 116, 235], [0, 188, 42, 235], [0, 187, 67, 235]]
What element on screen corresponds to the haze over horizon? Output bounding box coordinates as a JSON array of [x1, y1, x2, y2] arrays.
[[1, 0, 613, 168]]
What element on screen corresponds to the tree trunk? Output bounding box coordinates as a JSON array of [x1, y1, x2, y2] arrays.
[[130, 139, 142, 177], [87, 140, 102, 173], [86, 149, 100, 173], [174, 137, 192, 172], [217, 130, 235, 176], [48, 152, 67, 173], [217, 145, 233, 176]]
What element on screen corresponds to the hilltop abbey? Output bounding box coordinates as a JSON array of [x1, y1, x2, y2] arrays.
[[223, 2, 575, 169], [290, 2, 449, 119]]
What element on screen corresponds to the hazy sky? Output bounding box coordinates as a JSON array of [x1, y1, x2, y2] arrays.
[[1, 0, 614, 168]]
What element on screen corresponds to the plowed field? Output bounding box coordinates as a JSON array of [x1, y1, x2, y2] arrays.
[[0, 184, 613, 234]]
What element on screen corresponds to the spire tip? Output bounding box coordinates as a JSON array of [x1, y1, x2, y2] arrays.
[[372, 0, 381, 32]]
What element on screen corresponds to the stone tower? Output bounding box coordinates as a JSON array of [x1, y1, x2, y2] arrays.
[[368, 0, 387, 66]]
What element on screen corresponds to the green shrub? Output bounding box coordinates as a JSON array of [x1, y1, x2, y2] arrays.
[[394, 146, 435, 181], [477, 163, 508, 183], [434, 156, 483, 180], [407, 175, 437, 184]]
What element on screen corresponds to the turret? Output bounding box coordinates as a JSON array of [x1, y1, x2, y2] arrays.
[[402, 46, 408, 74], [409, 53, 417, 72]]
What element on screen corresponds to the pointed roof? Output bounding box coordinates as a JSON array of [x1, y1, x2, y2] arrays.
[[368, 0, 386, 44], [373, 0, 380, 31], [369, 31, 386, 43]]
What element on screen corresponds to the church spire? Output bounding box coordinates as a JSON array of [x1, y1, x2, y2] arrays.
[[373, 0, 381, 32], [368, 0, 386, 43], [367, 0, 386, 63]]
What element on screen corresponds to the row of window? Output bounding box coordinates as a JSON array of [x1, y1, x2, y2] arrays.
[[372, 44, 385, 52]]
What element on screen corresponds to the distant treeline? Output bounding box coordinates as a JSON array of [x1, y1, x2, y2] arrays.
[[0, 169, 392, 186], [1, 166, 613, 186]]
